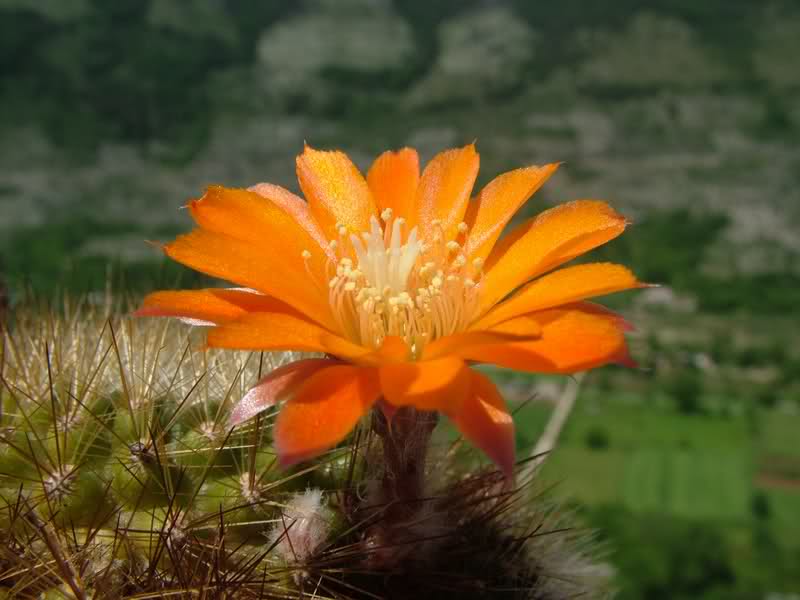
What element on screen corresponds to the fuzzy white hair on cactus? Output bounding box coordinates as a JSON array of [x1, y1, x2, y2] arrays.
[[270, 489, 332, 568]]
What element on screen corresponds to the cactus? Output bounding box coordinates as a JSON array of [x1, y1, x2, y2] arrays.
[[0, 297, 610, 598]]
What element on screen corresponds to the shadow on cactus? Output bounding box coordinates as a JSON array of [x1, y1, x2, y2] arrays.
[[1, 299, 610, 599]]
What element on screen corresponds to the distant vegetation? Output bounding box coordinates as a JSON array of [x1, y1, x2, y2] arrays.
[[0, 1, 297, 156]]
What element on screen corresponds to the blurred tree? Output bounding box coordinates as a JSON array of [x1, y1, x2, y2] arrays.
[[595, 209, 728, 286], [667, 371, 703, 414], [585, 426, 611, 451], [392, 0, 477, 77], [750, 491, 771, 521], [0, 0, 295, 157], [256, 0, 416, 116], [591, 506, 738, 599], [405, 5, 536, 109]]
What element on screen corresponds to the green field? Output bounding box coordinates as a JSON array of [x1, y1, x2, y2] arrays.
[[505, 384, 800, 596], [510, 390, 800, 546], [622, 449, 751, 519]]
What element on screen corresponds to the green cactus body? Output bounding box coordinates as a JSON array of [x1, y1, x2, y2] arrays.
[[0, 301, 608, 599]]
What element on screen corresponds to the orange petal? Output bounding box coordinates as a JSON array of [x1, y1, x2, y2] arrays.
[[480, 200, 628, 312], [484, 315, 544, 337], [416, 144, 480, 243], [369, 336, 412, 363], [275, 365, 381, 466], [422, 324, 541, 361], [248, 182, 334, 261], [448, 371, 515, 477], [474, 263, 645, 330], [296, 145, 378, 241], [367, 148, 420, 225], [163, 228, 337, 330], [135, 288, 299, 326], [229, 358, 336, 426], [379, 357, 471, 412], [462, 163, 559, 263], [206, 311, 370, 362], [459, 303, 633, 374], [188, 185, 329, 284]]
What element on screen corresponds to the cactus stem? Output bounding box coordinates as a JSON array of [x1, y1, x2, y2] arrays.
[[362, 404, 438, 568]]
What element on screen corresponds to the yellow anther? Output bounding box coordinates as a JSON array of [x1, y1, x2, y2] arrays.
[[472, 257, 485, 271], [301, 249, 312, 260], [324, 210, 480, 355]]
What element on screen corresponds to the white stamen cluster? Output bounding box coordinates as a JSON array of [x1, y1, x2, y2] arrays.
[[320, 210, 482, 358]]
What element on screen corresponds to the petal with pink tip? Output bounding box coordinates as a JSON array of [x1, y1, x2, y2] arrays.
[[229, 358, 337, 426], [275, 365, 381, 466]]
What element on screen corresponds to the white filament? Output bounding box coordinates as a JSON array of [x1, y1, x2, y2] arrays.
[[319, 214, 481, 359]]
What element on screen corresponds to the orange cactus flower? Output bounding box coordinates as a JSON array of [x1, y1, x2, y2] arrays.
[[137, 144, 643, 476]]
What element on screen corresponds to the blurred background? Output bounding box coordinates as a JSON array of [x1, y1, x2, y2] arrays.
[[1, 0, 798, 597]]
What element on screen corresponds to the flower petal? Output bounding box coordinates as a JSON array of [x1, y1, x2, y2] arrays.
[[296, 145, 378, 240], [462, 163, 560, 263], [448, 371, 515, 477], [229, 358, 336, 426], [474, 263, 645, 330], [163, 228, 337, 330], [135, 288, 299, 326], [379, 357, 471, 412], [248, 182, 334, 261], [367, 148, 420, 225], [479, 200, 628, 312], [275, 365, 381, 466], [459, 303, 633, 373], [206, 311, 370, 362], [416, 143, 480, 243], [188, 185, 330, 283], [422, 324, 541, 361]]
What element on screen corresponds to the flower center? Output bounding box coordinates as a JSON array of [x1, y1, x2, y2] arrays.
[[320, 209, 482, 358]]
